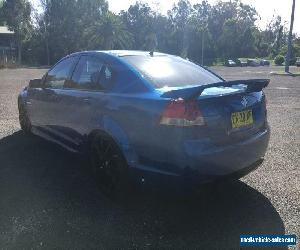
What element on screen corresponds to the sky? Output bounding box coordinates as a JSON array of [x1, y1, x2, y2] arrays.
[[31, 0, 299, 35], [108, 0, 300, 35]]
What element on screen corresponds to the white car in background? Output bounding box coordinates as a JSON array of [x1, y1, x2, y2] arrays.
[[296, 58, 300, 67]]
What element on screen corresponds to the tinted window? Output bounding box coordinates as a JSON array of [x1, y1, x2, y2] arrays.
[[70, 56, 114, 91], [122, 55, 221, 88], [45, 56, 77, 88]]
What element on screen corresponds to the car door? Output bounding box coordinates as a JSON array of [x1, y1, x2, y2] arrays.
[[58, 55, 115, 141], [26, 56, 79, 131]]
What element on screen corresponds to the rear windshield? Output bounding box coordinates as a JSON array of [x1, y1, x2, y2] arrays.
[[122, 55, 221, 88]]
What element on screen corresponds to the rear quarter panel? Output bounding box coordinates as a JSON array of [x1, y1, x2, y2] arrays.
[[89, 92, 185, 171]]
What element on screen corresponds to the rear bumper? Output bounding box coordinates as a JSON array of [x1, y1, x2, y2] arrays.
[[183, 127, 270, 177], [130, 127, 270, 185], [130, 157, 264, 189]]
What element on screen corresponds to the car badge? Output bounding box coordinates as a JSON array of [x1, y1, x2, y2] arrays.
[[241, 97, 248, 107]]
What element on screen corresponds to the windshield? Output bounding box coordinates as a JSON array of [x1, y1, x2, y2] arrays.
[[122, 55, 221, 88]]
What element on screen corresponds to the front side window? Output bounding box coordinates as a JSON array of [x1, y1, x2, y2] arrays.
[[44, 56, 77, 89], [70, 56, 114, 91]]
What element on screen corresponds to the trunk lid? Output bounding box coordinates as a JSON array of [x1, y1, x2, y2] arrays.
[[158, 79, 269, 144]]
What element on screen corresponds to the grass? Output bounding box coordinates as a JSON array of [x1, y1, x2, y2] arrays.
[[270, 70, 300, 76]]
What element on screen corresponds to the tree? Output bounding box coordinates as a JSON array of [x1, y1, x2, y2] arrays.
[[87, 12, 133, 50], [120, 2, 154, 50], [151, 14, 171, 53], [219, 19, 240, 59], [0, 0, 5, 25], [274, 55, 285, 65], [207, 0, 258, 60], [33, 0, 50, 65], [9, 0, 297, 67], [285, 0, 296, 72], [279, 37, 300, 65], [144, 32, 158, 52], [168, 0, 192, 57], [40, 0, 109, 63], [240, 27, 256, 57], [191, 1, 212, 64], [1, 0, 32, 64]]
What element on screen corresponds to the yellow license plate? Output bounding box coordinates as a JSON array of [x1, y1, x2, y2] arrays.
[[231, 110, 253, 129]]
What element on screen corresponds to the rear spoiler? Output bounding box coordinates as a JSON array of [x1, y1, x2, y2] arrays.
[[161, 79, 270, 100]]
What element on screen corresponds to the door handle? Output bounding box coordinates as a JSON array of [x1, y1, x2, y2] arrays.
[[83, 98, 91, 105]]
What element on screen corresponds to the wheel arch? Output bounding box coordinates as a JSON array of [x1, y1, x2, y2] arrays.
[[18, 88, 28, 108], [87, 126, 138, 168], [18, 94, 24, 107]]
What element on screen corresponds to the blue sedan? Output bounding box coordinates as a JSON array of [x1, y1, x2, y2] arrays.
[[18, 50, 270, 195]]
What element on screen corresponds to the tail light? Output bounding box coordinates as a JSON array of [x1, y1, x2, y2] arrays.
[[160, 99, 205, 127]]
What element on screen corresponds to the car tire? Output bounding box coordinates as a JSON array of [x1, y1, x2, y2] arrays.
[[18, 101, 32, 134], [89, 132, 131, 199]]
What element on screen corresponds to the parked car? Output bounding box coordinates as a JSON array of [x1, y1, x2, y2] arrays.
[[18, 50, 270, 195], [225, 59, 237, 67], [296, 58, 300, 67], [260, 59, 270, 66], [237, 59, 248, 67], [247, 59, 260, 67]]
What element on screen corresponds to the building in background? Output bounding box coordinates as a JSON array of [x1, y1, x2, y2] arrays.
[[0, 26, 16, 65]]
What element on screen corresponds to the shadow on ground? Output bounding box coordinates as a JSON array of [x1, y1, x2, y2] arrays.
[[0, 131, 286, 249]]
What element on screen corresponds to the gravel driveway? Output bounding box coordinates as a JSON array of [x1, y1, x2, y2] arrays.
[[0, 66, 299, 249]]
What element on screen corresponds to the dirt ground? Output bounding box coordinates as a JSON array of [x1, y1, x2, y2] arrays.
[[0, 66, 299, 249]]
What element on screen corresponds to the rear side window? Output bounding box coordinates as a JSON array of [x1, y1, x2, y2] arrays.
[[45, 56, 77, 88], [69, 56, 114, 91], [122, 55, 221, 88]]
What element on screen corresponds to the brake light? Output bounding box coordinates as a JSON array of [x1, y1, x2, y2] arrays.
[[160, 99, 205, 126]]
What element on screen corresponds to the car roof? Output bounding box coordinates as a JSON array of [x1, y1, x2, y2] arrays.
[[69, 50, 168, 58]]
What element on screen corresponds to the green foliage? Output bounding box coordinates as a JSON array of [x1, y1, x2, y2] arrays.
[[87, 12, 133, 50], [43, 0, 109, 62], [120, 3, 151, 49], [279, 38, 300, 65], [1, 0, 32, 63], [274, 55, 285, 65], [294, 38, 300, 57], [1, 0, 298, 66]]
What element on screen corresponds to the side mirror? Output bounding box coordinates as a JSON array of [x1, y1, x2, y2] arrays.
[[29, 79, 42, 88]]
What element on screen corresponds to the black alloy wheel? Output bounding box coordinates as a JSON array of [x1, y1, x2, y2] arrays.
[[90, 133, 130, 198], [18, 102, 32, 134]]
